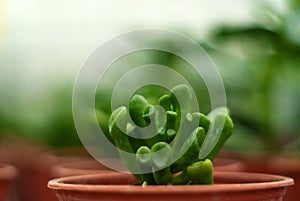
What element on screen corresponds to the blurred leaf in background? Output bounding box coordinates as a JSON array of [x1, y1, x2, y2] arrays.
[[2, 0, 299, 152], [43, 85, 82, 148], [0, 83, 81, 148], [207, 0, 300, 151]]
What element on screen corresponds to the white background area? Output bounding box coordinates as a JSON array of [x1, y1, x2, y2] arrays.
[[0, 0, 285, 97]]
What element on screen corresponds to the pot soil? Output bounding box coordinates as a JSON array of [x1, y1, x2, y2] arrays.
[[0, 164, 18, 201], [48, 171, 293, 201]]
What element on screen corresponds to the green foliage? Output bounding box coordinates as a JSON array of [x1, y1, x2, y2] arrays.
[[105, 84, 234, 185], [205, 0, 300, 151]]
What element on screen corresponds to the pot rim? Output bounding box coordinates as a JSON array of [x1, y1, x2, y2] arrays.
[[0, 163, 18, 180], [48, 171, 294, 193]]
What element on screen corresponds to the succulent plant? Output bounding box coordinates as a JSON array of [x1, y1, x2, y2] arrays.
[[106, 84, 234, 185]]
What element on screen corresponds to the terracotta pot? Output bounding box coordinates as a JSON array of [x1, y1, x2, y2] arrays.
[[219, 150, 300, 201], [33, 147, 92, 201], [267, 154, 300, 201], [0, 136, 90, 201], [0, 164, 18, 201], [0, 136, 48, 201], [216, 150, 273, 173], [51, 159, 117, 178], [0, 144, 92, 201], [213, 158, 245, 171], [48, 171, 293, 201]]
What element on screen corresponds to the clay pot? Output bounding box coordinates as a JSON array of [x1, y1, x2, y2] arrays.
[[217, 150, 273, 173], [0, 136, 48, 201], [267, 154, 300, 201], [0, 164, 18, 201], [48, 171, 293, 201], [213, 158, 245, 171], [33, 147, 93, 201], [0, 143, 92, 201], [218, 150, 300, 201], [51, 159, 117, 178]]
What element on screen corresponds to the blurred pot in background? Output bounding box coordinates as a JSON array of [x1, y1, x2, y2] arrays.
[[0, 164, 18, 201], [0, 135, 46, 201], [0, 135, 90, 201], [33, 146, 93, 201]]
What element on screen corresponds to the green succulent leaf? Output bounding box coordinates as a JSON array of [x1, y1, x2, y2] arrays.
[[187, 159, 213, 184], [105, 84, 234, 185], [129, 95, 150, 127]]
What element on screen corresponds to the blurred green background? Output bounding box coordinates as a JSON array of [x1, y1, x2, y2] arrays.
[[0, 0, 299, 153]]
